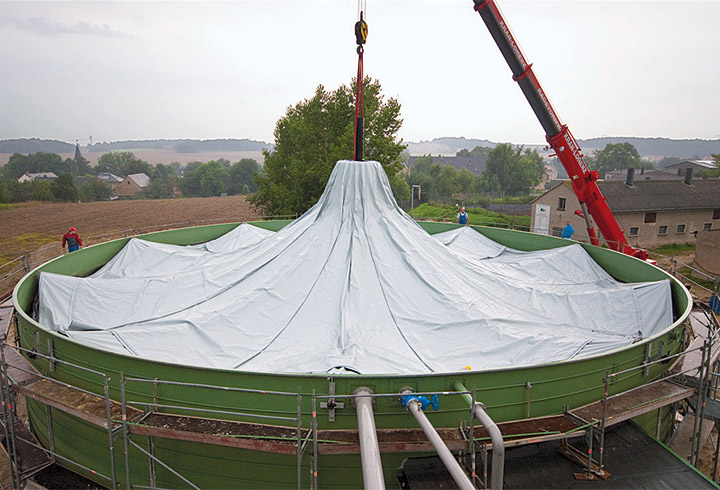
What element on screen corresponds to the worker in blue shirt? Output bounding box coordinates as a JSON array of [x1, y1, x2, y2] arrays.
[[561, 220, 574, 239], [457, 207, 469, 226]]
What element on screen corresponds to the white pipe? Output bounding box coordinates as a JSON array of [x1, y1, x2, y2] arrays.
[[471, 402, 504, 490], [353, 387, 385, 490], [403, 392, 475, 490], [453, 381, 504, 490]]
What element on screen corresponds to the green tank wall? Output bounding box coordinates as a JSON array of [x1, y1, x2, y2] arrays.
[[12, 221, 692, 488]]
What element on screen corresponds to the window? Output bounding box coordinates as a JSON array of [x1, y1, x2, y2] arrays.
[[714, 209, 720, 219], [557, 197, 566, 211], [676, 224, 686, 233], [629, 227, 639, 237], [704, 223, 713, 231], [644, 212, 657, 223], [658, 225, 668, 235]]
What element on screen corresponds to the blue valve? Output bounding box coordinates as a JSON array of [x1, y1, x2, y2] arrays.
[[401, 393, 439, 411]]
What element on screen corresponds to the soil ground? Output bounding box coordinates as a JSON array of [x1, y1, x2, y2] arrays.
[[0, 196, 263, 300], [0, 196, 260, 264]]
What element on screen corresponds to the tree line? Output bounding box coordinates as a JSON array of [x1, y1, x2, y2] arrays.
[[0, 150, 262, 204]]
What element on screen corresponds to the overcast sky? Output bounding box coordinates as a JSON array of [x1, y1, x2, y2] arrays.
[[1, 1, 719, 146]]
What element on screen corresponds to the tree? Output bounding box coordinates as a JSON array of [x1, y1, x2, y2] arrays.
[[79, 179, 113, 202], [178, 161, 204, 196], [586, 143, 647, 178], [30, 180, 54, 201], [0, 182, 9, 203], [388, 172, 410, 203], [407, 155, 439, 203], [155, 163, 181, 180], [97, 152, 155, 178], [457, 146, 492, 158], [178, 161, 229, 197], [197, 161, 229, 197], [1, 152, 66, 180], [455, 168, 475, 196], [229, 159, 261, 194], [51, 174, 79, 202], [483, 144, 544, 194], [5, 181, 32, 202], [143, 178, 176, 199], [251, 77, 405, 216]]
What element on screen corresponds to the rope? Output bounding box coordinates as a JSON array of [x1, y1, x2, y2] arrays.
[[353, 47, 364, 161], [353, 8, 368, 161]]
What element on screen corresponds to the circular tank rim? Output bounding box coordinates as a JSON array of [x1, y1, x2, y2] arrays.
[[12, 220, 693, 380]]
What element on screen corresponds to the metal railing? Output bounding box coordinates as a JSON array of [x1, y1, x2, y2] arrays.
[[0, 328, 712, 489]]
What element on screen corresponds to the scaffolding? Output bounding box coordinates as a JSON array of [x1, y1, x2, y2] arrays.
[[0, 301, 718, 489]]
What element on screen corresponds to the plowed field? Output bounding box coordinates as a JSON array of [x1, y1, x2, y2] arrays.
[[0, 196, 261, 264]]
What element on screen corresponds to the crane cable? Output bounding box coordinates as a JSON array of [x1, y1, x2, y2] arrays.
[[353, 3, 368, 161]]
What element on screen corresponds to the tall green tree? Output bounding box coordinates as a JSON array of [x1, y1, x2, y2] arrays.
[[178, 161, 204, 196], [0, 182, 10, 203], [30, 180, 54, 201], [79, 179, 113, 202], [482, 144, 544, 194], [229, 159, 261, 194], [586, 142, 649, 178], [1, 152, 66, 179], [251, 77, 405, 216], [407, 155, 439, 202], [143, 178, 177, 199], [457, 146, 492, 158], [51, 174, 79, 202], [97, 152, 155, 178], [197, 161, 229, 197]]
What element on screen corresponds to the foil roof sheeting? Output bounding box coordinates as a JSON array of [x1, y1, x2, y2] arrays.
[[37, 160, 673, 374]]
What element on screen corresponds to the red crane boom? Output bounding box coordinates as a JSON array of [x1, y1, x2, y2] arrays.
[[472, 0, 648, 260]]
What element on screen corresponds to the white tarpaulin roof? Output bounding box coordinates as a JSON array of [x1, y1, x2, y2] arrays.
[[37, 160, 674, 374]]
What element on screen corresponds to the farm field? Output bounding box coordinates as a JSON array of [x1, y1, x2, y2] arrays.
[[0, 196, 260, 265]]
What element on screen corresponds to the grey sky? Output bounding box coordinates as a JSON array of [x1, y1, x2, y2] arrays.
[[1, 1, 718, 146]]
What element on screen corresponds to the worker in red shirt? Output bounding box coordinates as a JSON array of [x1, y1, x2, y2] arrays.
[[62, 227, 83, 253]]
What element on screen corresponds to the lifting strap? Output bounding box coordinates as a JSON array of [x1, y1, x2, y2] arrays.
[[353, 10, 367, 161]]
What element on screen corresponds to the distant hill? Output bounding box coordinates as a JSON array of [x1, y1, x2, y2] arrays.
[[0, 138, 74, 154], [89, 138, 272, 153], [407, 137, 497, 156], [408, 136, 720, 159], [576, 137, 720, 158], [0, 138, 272, 155], [5, 136, 718, 160]]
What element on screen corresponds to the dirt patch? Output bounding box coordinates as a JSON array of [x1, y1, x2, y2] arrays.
[[0, 196, 263, 300], [0, 196, 260, 263]]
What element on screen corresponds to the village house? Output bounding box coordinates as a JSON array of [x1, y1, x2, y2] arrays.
[[97, 172, 124, 192], [17, 172, 58, 183], [530, 168, 720, 248], [603, 167, 682, 181], [114, 173, 151, 197], [664, 159, 718, 177]]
